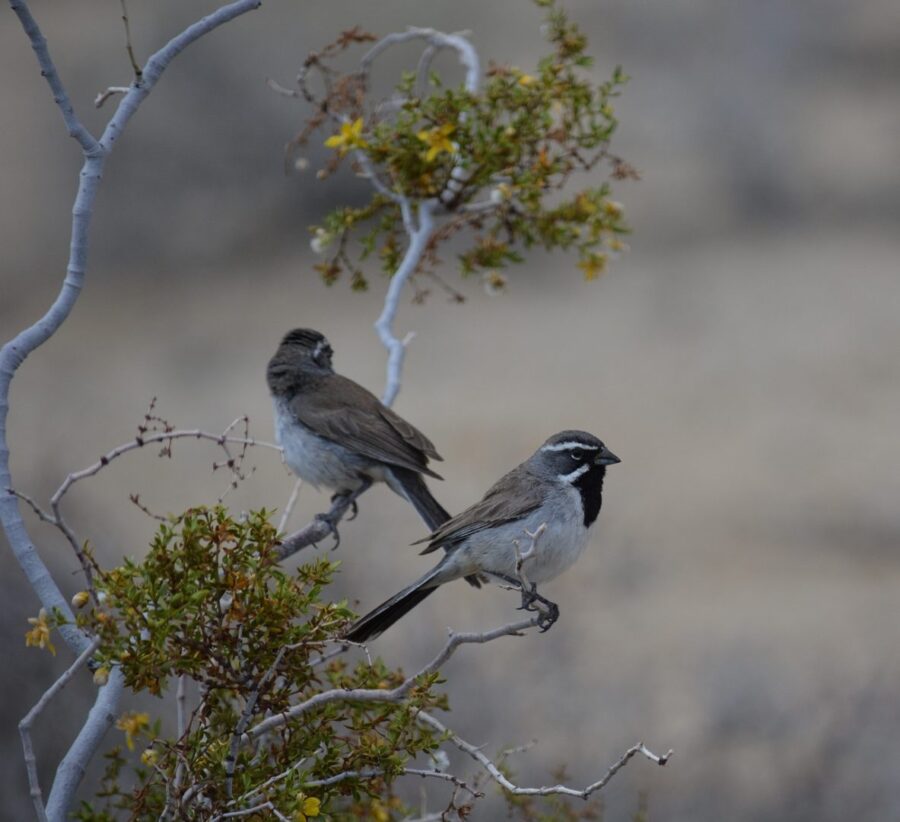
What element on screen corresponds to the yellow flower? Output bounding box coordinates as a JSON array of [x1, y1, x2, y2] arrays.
[[324, 117, 368, 155], [25, 609, 55, 656], [518, 73, 536, 86], [606, 236, 629, 254], [369, 799, 390, 822], [602, 199, 624, 217], [140, 748, 159, 767], [578, 252, 609, 281], [293, 794, 321, 821], [71, 590, 90, 608], [93, 666, 110, 686], [416, 123, 457, 163], [116, 712, 150, 751], [576, 193, 598, 216]]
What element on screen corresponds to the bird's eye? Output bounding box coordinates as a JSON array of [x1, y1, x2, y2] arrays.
[[570, 449, 585, 461]]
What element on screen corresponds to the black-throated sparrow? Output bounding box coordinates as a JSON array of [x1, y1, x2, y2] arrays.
[[267, 329, 449, 535], [345, 430, 620, 642]]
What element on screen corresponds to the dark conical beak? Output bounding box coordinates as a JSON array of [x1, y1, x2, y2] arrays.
[[595, 445, 621, 466]]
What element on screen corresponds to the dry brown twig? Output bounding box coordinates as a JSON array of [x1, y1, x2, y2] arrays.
[[10, 412, 281, 596]]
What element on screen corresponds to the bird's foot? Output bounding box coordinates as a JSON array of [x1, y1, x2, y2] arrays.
[[314, 509, 342, 551], [518, 583, 560, 632]]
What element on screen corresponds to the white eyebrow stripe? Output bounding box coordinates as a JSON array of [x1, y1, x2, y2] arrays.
[[542, 441, 599, 453], [557, 463, 591, 483]]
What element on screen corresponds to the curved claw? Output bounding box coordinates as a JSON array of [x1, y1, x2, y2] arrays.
[[346, 500, 359, 521], [517, 583, 559, 631], [314, 512, 342, 551], [536, 601, 560, 632]]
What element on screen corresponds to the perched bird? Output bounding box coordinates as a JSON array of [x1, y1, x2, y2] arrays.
[[345, 430, 620, 642], [267, 328, 449, 538]]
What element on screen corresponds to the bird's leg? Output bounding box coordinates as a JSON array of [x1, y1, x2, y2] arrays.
[[342, 476, 372, 521], [521, 584, 560, 632], [319, 477, 374, 549], [495, 574, 561, 632], [329, 491, 358, 521]]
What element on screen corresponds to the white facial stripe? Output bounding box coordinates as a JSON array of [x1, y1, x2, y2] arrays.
[[542, 441, 599, 453], [557, 463, 590, 484]]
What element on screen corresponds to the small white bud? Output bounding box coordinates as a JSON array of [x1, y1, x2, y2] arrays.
[[310, 229, 332, 256], [483, 270, 508, 296]]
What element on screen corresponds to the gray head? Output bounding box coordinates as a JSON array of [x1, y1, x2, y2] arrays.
[[531, 430, 620, 527], [267, 328, 334, 395], [531, 430, 620, 477]]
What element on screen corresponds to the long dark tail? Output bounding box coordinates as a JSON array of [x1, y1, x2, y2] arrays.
[[345, 567, 443, 643], [388, 467, 450, 531]]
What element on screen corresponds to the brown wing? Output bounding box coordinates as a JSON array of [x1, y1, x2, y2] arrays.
[[288, 375, 442, 478], [416, 464, 541, 553], [378, 404, 442, 462]]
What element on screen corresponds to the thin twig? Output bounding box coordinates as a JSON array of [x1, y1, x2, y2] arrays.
[[171, 674, 188, 806], [245, 616, 537, 742], [229, 759, 308, 808], [176, 675, 187, 738], [275, 491, 356, 559], [50, 426, 279, 510], [225, 764, 479, 818], [118, 0, 142, 80], [6, 1, 100, 151], [418, 711, 672, 799], [19, 636, 101, 822], [277, 478, 303, 533], [7, 488, 54, 524], [225, 646, 288, 798], [22, 423, 278, 593], [94, 86, 130, 108], [216, 801, 290, 820]]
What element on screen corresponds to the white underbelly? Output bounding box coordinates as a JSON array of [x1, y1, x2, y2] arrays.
[[273, 400, 381, 491], [453, 503, 591, 585]]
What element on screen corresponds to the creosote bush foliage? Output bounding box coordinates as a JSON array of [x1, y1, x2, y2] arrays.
[[70, 508, 449, 820], [288, 0, 637, 293], [54, 508, 607, 820]]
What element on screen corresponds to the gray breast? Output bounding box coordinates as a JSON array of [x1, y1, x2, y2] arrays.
[[272, 397, 379, 492], [444, 482, 591, 585]]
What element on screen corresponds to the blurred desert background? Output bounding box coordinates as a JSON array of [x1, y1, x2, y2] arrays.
[[2, 0, 899, 819]]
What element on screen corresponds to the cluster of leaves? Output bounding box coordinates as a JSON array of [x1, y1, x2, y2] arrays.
[[288, 0, 636, 292], [71, 507, 447, 820]]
